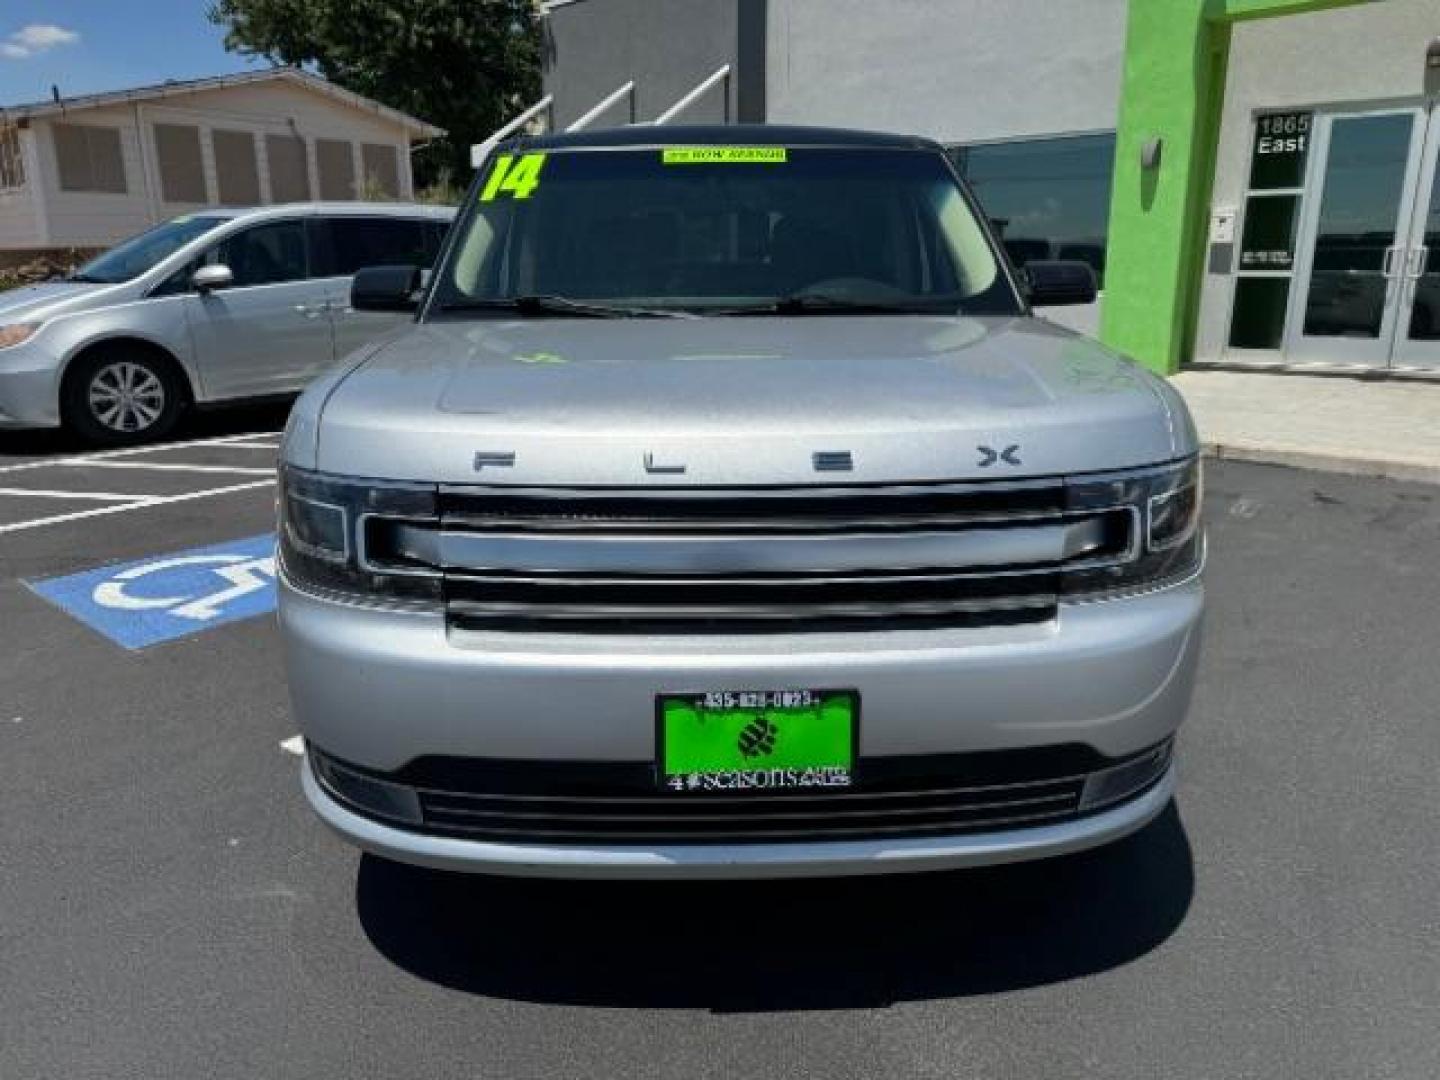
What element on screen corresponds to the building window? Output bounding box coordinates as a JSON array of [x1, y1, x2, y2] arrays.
[[212, 128, 261, 206], [266, 133, 311, 203], [53, 122, 127, 194], [153, 123, 208, 204], [1228, 110, 1312, 350], [316, 138, 355, 200], [0, 125, 24, 190], [951, 132, 1115, 286], [361, 143, 400, 199]]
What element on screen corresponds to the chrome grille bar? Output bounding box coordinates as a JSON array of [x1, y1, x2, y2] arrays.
[[394, 518, 1109, 576], [361, 481, 1142, 633]]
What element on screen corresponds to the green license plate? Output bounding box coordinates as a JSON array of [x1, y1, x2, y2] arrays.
[[656, 689, 857, 793]]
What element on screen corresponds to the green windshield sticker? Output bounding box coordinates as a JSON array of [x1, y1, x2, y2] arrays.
[[480, 152, 548, 201], [662, 147, 788, 165]]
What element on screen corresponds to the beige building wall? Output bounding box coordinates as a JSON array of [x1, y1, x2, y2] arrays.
[[0, 127, 44, 249], [8, 77, 422, 252]]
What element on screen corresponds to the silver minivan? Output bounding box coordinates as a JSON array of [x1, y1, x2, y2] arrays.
[[0, 202, 454, 444], [279, 127, 1204, 879]]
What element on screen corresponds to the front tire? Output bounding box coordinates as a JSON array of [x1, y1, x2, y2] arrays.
[[63, 347, 186, 446]]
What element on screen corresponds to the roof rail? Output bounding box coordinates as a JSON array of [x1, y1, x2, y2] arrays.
[[651, 65, 731, 126], [469, 94, 555, 168], [566, 81, 637, 131]]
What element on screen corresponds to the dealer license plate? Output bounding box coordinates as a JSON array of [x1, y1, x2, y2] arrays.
[[656, 689, 857, 793]]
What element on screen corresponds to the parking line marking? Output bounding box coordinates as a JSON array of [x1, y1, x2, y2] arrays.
[[81, 461, 276, 476], [0, 431, 284, 476], [0, 478, 274, 535], [0, 487, 158, 502]]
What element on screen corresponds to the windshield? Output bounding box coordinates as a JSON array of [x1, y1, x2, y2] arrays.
[[73, 215, 230, 284], [431, 145, 1018, 317]]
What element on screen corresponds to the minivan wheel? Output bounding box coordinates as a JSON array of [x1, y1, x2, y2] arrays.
[[64, 348, 185, 446]]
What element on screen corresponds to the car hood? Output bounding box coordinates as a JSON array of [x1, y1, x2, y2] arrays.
[[309, 315, 1192, 484], [0, 281, 119, 322]]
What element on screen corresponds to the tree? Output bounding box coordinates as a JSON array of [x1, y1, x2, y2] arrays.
[[208, 0, 542, 185]]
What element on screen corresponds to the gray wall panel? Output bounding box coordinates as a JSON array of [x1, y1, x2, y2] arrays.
[[765, 0, 1126, 143], [543, 0, 744, 128]]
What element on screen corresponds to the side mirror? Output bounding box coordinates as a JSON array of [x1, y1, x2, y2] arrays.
[[1023, 260, 1099, 307], [352, 264, 422, 313], [192, 264, 234, 294]]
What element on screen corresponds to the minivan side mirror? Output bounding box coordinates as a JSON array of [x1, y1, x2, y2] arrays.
[[1023, 260, 1099, 307], [192, 264, 234, 293], [352, 264, 422, 313]]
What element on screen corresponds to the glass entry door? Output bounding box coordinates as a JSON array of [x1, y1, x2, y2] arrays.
[[1284, 107, 1427, 367], [1279, 104, 1440, 370], [1390, 110, 1440, 370]]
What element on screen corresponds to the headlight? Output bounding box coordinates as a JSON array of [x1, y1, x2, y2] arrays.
[[277, 465, 440, 604], [1061, 456, 1203, 599], [0, 322, 39, 349]]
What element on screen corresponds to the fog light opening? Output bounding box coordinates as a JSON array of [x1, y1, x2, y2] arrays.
[[1078, 739, 1173, 812], [311, 751, 422, 824]]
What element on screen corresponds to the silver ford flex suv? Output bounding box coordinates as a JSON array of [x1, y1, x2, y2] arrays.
[[0, 202, 452, 444], [278, 126, 1204, 879]]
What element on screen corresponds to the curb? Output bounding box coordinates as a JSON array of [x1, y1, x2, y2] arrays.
[[1201, 441, 1440, 486]]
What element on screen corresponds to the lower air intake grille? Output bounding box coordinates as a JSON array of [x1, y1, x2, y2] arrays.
[[312, 741, 1172, 846]]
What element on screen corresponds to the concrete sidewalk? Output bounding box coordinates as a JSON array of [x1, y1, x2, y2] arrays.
[[1170, 368, 1440, 484]]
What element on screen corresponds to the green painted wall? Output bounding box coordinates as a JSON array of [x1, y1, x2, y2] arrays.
[[1100, 0, 1367, 374]]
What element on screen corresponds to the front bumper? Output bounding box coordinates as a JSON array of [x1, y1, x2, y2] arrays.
[[303, 755, 1176, 879], [0, 340, 63, 428], [280, 572, 1201, 876]]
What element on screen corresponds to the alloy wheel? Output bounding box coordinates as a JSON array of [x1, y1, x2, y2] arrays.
[[87, 361, 167, 434]]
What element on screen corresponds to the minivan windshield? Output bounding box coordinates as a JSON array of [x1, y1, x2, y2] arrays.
[[431, 146, 1019, 317], [71, 215, 230, 284]]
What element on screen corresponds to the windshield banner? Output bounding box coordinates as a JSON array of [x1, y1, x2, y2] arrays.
[[662, 147, 788, 165]]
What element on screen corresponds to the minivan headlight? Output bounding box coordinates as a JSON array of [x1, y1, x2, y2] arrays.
[[0, 322, 39, 349], [1061, 456, 1203, 598], [278, 465, 441, 604]]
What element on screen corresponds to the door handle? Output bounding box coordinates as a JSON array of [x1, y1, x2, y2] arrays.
[[1381, 245, 1401, 278], [293, 303, 326, 319]]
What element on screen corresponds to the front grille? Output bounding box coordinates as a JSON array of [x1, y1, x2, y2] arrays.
[[311, 741, 1173, 846], [364, 481, 1136, 634]]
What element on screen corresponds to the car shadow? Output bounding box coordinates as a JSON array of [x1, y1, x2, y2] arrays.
[[356, 803, 1194, 1011], [0, 400, 292, 459]]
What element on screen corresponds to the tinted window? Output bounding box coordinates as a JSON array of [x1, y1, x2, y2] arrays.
[[951, 133, 1115, 285], [315, 217, 431, 276], [218, 220, 309, 287], [424, 221, 448, 263], [434, 147, 1015, 316]]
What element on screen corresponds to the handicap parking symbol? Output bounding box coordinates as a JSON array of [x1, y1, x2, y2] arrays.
[[28, 533, 278, 649]]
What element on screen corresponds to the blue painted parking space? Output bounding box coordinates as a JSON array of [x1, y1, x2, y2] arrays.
[[27, 533, 277, 649]]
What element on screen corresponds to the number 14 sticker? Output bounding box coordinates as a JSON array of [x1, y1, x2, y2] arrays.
[[480, 152, 547, 201]]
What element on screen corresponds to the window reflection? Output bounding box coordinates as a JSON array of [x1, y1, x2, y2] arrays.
[[1302, 113, 1412, 339], [951, 133, 1115, 286], [1407, 156, 1440, 341]]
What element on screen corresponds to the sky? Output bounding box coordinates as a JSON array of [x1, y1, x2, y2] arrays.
[[0, 1, 267, 107]]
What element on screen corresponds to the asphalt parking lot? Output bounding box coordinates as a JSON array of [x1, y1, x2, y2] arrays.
[[1, 415, 1437, 1079]]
